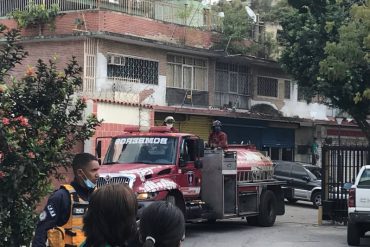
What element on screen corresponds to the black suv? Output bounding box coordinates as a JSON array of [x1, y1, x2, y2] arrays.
[[273, 160, 322, 207]]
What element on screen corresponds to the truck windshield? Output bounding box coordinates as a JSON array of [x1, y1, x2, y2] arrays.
[[104, 136, 177, 165]]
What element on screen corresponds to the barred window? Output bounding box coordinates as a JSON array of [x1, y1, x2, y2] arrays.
[[257, 76, 278, 97], [107, 54, 158, 85], [284, 80, 291, 99], [167, 54, 207, 91], [215, 63, 249, 95]]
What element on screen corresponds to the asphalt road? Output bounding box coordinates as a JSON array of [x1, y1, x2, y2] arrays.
[[182, 202, 370, 247]]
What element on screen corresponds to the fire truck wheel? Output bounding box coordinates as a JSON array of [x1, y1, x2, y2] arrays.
[[166, 195, 176, 205], [258, 190, 277, 227], [166, 193, 186, 217], [247, 216, 259, 226]]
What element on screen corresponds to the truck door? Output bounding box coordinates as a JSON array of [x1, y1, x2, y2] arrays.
[[178, 137, 202, 199]]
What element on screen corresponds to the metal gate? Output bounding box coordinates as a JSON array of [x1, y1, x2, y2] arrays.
[[321, 145, 369, 222]]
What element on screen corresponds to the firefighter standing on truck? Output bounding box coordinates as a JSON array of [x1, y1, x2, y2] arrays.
[[32, 153, 100, 247], [208, 120, 228, 149], [163, 116, 179, 133]]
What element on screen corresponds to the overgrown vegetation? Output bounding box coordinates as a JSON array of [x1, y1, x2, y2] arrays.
[[279, 0, 370, 142], [9, 0, 59, 35], [212, 0, 280, 58], [0, 24, 102, 245]]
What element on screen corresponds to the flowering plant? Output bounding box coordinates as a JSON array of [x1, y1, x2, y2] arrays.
[[0, 24, 102, 245]]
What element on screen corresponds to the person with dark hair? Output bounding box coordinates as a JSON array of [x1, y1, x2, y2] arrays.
[[32, 153, 100, 247], [139, 201, 185, 247], [208, 120, 228, 149], [81, 183, 138, 247]]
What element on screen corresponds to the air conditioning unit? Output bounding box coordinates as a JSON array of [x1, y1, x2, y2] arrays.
[[108, 55, 125, 66]]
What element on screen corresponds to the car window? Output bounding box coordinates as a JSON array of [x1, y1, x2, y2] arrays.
[[274, 163, 291, 177], [291, 165, 308, 179], [358, 169, 370, 186]]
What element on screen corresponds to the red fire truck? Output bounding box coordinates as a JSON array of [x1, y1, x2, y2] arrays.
[[96, 126, 285, 226]]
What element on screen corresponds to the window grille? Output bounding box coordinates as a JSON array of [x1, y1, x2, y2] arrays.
[[166, 54, 207, 91], [284, 80, 291, 99], [215, 63, 249, 95], [107, 54, 158, 85], [257, 76, 278, 97]]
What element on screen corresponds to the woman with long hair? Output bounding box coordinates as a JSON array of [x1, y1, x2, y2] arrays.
[[81, 183, 138, 247]]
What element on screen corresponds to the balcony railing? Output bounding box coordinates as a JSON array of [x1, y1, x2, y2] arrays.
[[0, 0, 222, 30]]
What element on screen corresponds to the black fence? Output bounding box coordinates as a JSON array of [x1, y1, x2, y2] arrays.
[[321, 145, 369, 222]]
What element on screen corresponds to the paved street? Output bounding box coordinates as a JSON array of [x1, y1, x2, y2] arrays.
[[183, 202, 370, 247]]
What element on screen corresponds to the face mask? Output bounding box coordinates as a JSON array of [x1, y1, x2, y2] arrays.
[[80, 170, 96, 189], [84, 178, 96, 189], [166, 123, 173, 129], [214, 126, 221, 132]]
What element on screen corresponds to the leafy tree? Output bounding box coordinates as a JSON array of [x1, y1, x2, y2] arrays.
[[212, 0, 279, 58], [261, 0, 294, 22], [279, 0, 370, 142], [0, 25, 101, 246], [212, 0, 254, 54]]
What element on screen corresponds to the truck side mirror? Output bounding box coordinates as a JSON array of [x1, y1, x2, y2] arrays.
[[96, 140, 102, 165], [343, 182, 353, 190]]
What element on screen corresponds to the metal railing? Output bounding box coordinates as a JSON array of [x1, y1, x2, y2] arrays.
[[321, 144, 369, 223], [0, 0, 222, 30]]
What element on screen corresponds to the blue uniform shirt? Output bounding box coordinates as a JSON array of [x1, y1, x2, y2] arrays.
[[32, 180, 94, 247]]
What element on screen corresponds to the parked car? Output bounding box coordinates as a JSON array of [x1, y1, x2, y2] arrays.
[[345, 165, 370, 246], [273, 160, 322, 207]]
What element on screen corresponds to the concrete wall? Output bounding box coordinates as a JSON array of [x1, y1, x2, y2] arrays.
[[250, 67, 329, 121]]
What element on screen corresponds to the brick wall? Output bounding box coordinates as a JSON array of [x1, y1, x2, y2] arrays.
[[0, 10, 215, 49], [9, 40, 84, 80], [99, 11, 214, 49]]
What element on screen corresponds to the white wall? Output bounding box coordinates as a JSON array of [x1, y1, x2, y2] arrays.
[[281, 101, 328, 120], [95, 52, 166, 106], [97, 102, 151, 126]]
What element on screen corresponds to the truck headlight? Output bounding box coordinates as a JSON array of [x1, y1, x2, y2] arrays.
[[137, 192, 159, 200]]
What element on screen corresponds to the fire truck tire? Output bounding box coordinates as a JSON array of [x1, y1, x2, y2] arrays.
[[258, 190, 276, 227], [166, 193, 186, 218], [166, 195, 176, 205], [247, 216, 259, 226]]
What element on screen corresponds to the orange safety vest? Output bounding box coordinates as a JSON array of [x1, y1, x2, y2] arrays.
[[47, 184, 89, 247]]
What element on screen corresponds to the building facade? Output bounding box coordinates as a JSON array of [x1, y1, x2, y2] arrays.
[[0, 0, 367, 168]]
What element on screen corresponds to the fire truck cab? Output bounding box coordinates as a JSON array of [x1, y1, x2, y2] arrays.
[[96, 126, 285, 227]]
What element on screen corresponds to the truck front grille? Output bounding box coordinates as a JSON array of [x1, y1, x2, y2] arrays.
[[97, 176, 131, 188]]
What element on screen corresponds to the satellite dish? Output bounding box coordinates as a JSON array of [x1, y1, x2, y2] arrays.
[[245, 6, 257, 22]]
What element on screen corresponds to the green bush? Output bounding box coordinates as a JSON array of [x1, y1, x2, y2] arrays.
[[0, 24, 102, 246]]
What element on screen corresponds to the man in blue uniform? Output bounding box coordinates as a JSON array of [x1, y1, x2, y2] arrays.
[[32, 152, 100, 247]]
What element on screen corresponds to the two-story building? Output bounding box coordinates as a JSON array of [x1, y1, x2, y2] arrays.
[[1, 0, 367, 168]]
